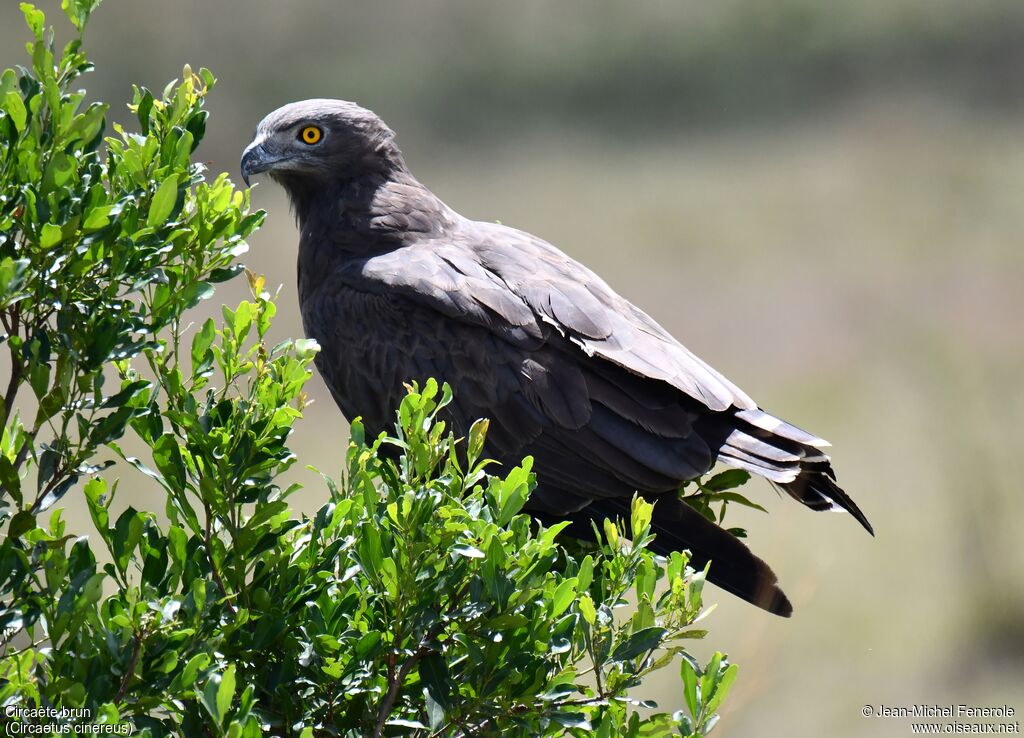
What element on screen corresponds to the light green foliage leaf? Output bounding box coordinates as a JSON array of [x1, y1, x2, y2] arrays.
[[39, 223, 63, 249], [702, 469, 751, 492], [147, 174, 178, 226], [217, 665, 236, 723], [191, 318, 216, 377], [551, 577, 577, 617], [577, 555, 594, 590], [705, 662, 738, 715], [21, 4, 45, 38], [631, 494, 653, 539], [467, 416, 489, 466], [579, 593, 597, 625], [180, 654, 212, 689], [82, 205, 112, 230], [3, 90, 28, 132], [200, 671, 224, 723], [681, 657, 699, 721], [60, 0, 103, 31], [682, 467, 763, 535], [0, 258, 29, 305]]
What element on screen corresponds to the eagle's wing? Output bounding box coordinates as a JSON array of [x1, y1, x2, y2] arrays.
[[362, 221, 758, 412]]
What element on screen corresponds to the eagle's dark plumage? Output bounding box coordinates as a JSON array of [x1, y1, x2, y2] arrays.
[[241, 99, 872, 617]]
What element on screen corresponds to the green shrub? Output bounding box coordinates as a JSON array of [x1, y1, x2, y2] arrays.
[[0, 4, 738, 736]]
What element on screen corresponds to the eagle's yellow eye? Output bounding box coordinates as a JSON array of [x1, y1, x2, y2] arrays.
[[299, 126, 322, 145]]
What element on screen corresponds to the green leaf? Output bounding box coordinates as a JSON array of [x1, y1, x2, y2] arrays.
[[180, 653, 211, 689], [200, 674, 222, 723], [43, 152, 75, 190], [467, 417, 488, 467], [631, 495, 653, 539], [419, 653, 452, 729], [577, 555, 594, 591], [190, 318, 216, 375], [681, 657, 699, 720], [2, 91, 27, 133], [0, 258, 29, 302], [100, 380, 150, 409], [82, 205, 112, 230], [83, 477, 108, 532], [8, 510, 35, 539], [166, 524, 187, 571], [496, 461, 531, 525], [711, 491, 767, 514], [704, 663, 738, 716], [552, 712, 591, 730], [0, 456, 22, 504], [550, 577, 577, 617], [216, 665, 236, 723], [611, 626, 667, 663], [702, 469, 751, 492], [69, 103, 107, 148], [452, 543, 485, 559], [701, 652, 723, 702], [40, 223, 63, 249], [354, 631, 381, 659], [156, 651, 179, 674], [147, 174, 178, 227], [578, 593, 596, 626], [60, 0, 103, 31], [232, 300, 253, 340], [21, 3, 45, 38], [112, 507, 145, 571], [151, 434, 185, 492], [183, 281, 215, 309], [35, 385, 66, 426], [135, 88, 154, 133], [603, 517, 619, 548]]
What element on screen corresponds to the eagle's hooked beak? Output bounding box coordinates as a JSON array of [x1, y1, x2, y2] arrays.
[[240, 140, 277, 187]]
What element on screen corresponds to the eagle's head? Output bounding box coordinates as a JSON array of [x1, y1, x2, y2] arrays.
[[240, 99, 402, 190]]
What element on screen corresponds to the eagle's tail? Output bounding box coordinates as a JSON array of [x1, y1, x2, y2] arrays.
[[716, 408, 874, 535]]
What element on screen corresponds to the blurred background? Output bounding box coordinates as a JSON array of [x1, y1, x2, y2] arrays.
[[2, 1, 1022, 734]]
